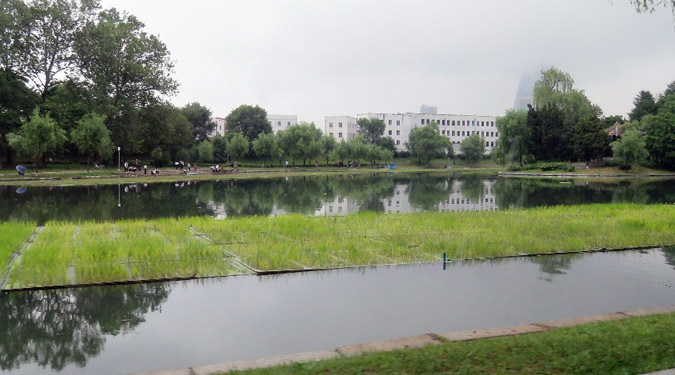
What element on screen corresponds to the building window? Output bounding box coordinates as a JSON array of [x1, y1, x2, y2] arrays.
[[396, 130, 400, 135], [388, 120, 392, 125], [442, 120, 446, 125], [486, 141, 489, 147], [492, 121, 495, 126], [338, 132, 343, 138], [452, 130, 455, 136], [277, 121, 281, 126], [496, 132, 499, 137], [441, 130, 445, 135], [462, 120, 465, 125], [396, 120, 400, 125], [491, 141, 495, 147], [388, 130, 392, 135], [339, 122, 343, 127], [396, 140, 400, 145], [329, 123, 333, 128], [287, 121, 291, 126]]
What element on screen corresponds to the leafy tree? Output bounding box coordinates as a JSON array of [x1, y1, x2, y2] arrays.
[[347, 135, 369, 162], [181, 102, 215, 141], [492, 109, 529, 165], [41, 82, 93, 136], [602, 115, 625, 129], [406, 122, 450, 165], [357, 117, 385, 143], [611, 128, 648, 168], [13, 0, 99, 97], [0, 0, 32, 72], [629, 90, 658, 121], [225, 105, 270, 143], [364, 143, 393, 166], [212, 135, 227, 162], [70, 112, 112, 170], [461, 134, 486, 163], [321, 135, 337, 166], [573, 117, 610, 165], [630, 0, 675, 14], [226, 132, 249, 161], [139, 105, 193, 161], [526, 104, 569, 161], [7, 108, 66, 166], [375, 136, 396, 153], [330, 140, 350, 165], [252, 132, 280, 166], [643, 112, 675, 169], [0, 69, 39, 164], [197, 140, 213, 162], [276, 122, 323, 166]]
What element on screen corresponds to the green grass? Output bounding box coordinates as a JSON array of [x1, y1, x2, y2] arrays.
[[221, 312, 675, 375], [0, 222, 36, 275], [189, 204, 675, 271], [5, 219, 245, 289], [3, 204, 674, 289]]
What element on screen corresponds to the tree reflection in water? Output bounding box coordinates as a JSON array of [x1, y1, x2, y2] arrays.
[[529, 253, 585, 282], [0, 283, 170, 371]]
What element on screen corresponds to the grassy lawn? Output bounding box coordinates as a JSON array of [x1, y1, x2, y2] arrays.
[[1, 204, 673, 289], [509, 165, 674, 176], [221, 312, 675, 375]]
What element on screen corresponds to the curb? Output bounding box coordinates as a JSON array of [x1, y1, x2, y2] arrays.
[[127, 305, 675, 375]]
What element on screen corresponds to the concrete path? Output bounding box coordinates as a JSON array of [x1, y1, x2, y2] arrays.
[[128, 305, 675, 375]]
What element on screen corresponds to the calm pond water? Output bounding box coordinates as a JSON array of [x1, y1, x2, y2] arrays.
[[1, 248, 674, 375], [0, 173, 673, 223]]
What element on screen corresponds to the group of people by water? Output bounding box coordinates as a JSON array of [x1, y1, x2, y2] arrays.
[[123, 159, 159, 175]]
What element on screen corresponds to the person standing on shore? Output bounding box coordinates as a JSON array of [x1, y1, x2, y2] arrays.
[[143, 165, 148, 175], [124, 161, 129, 172]]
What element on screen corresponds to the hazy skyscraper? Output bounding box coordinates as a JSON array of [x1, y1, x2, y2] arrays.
[[513, 72, 538, 110], [420, 105, 438, 114]]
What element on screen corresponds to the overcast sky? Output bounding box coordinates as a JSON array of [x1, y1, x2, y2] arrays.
[[100, 0, 675, 125]]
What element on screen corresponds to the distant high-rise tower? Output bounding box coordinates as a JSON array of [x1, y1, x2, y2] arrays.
[[513, 73, 538, 110], [420, 104, 438, 114]]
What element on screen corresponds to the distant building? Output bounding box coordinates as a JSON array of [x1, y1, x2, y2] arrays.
[[513, 72, 538, 110], [356, 112, 498, 154], [420, 105, 438, 114], [268, 114, 298, 134], [210, 117, 226, 138], [324, 116, 359, 140], [606, 122, 624, 140]]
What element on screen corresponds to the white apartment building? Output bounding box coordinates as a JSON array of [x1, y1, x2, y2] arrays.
[[210, 117, 227, 138], [356, 112, 499, 154], [324, 116, 359, 140], [269, 114, 298, 133]]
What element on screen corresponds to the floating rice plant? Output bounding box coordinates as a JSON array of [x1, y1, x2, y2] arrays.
[[0, 221, 36, 278]]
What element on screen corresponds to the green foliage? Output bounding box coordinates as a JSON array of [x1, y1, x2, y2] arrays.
[[629, 90, 658, 122], [197, 140, 214, 163], [643, 112, 675, 170], [321, 135, 337, 165], [7, 108, 67, 166], [493, 109, 529, 165], [375, 136, 396, 153], [276, 122, 323, 166], [226, 132, 249, 161], [406, 122, 451, 165], [357, 117, 385, 143], [150, 147, 168, 167], [139, 105, 194, 161], [212, 135, 227, 162], [225, 105, 271, 142], [461, 134, 486, 163], [181, 102, 215, 141], [252, 132, 280, 166], [70, 112, 113, 169], [612, 129, 649, 169], [0, 69, 39, 164], [573, 117, 610, 164]]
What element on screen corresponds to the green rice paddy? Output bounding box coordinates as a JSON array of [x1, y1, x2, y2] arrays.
[[0, 204, 673, 290]]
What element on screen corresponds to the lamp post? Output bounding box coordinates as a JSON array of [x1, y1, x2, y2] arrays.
[[117, 146, 121, 172]]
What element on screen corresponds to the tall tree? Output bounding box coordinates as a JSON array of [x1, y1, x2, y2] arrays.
[[0, 0, 32, 72], [197, 140, 213, 162], [526, 104, 569, 161], [70, 112, 112, 170], [225, 105, 270, 142], [321, 135, 337, 166], [181, 102, 215, 141], [643, 112, 675, 170], [252, 132, 280, 166], [406, 122, 451, 165], [276, 122, 323, 166], [492, 109, 529, 165], [226, 132, 249, 162], [629, 90, 658, 121], [0, 69, 40, 165], [139, 105, 193, 161], [461, 134, 486, 163], [573, 117, 610, 165], [212, 135, 227, 162], [7, 108, 66, 166], [21, 0, 100, 97], [357, 117, 385, 143]]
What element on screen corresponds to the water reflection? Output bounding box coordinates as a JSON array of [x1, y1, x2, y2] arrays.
[[0, 174, 672, 223], [0, 283, 170, 372]]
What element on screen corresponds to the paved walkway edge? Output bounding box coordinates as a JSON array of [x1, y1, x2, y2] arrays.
[[127, 305, 675, 375]]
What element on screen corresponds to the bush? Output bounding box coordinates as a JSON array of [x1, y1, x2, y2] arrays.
[[539, 162, 575, 172]]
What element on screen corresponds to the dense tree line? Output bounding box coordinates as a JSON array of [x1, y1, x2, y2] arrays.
[[0, 0, 215, 168], [493, 67, 675, 170]]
